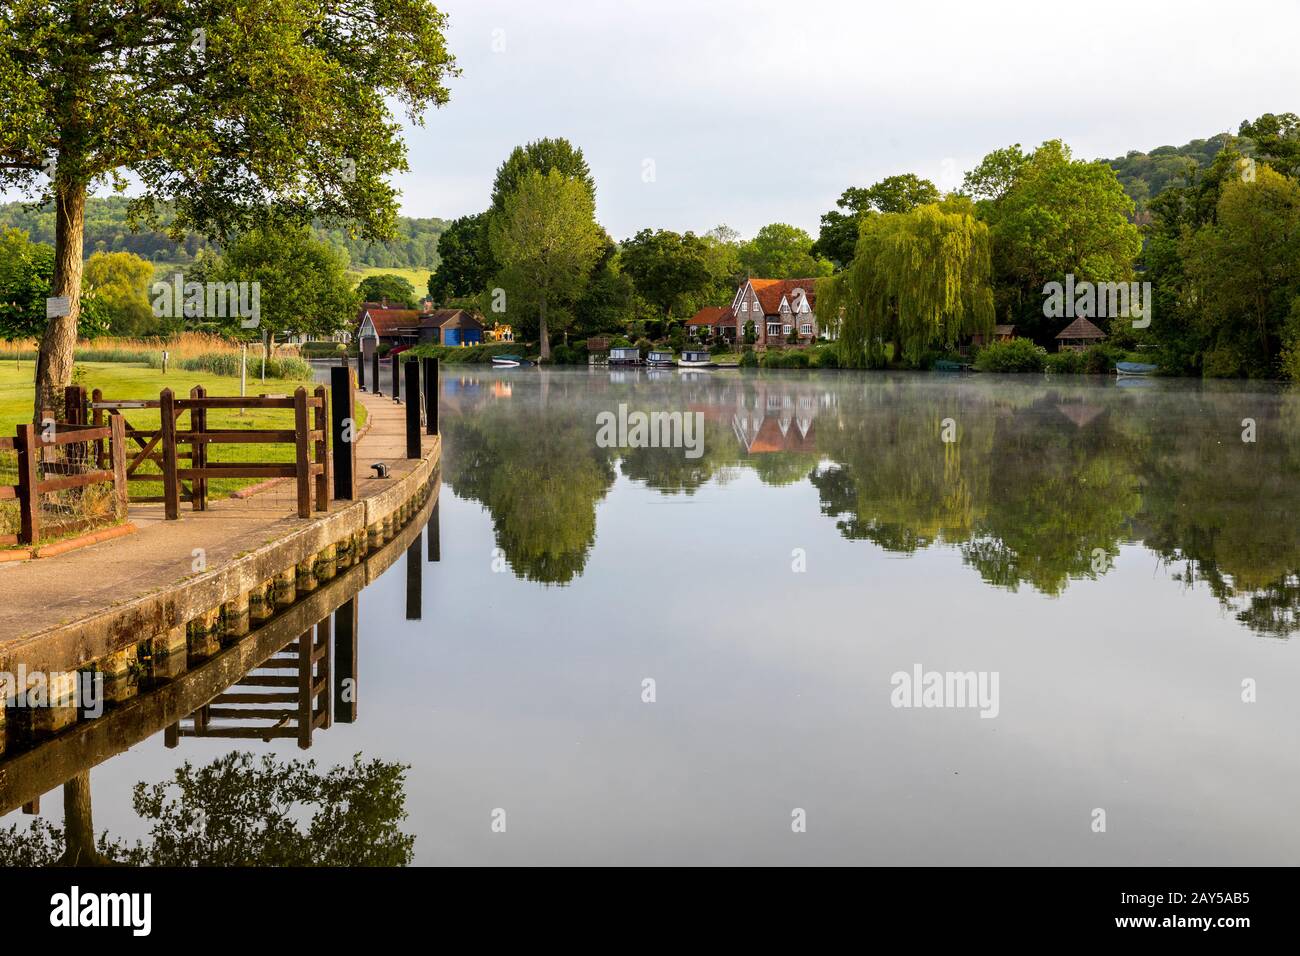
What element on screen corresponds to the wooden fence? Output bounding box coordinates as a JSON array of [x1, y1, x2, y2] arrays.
[[82, 384, 330, 519], [0, 416, 128, 548]]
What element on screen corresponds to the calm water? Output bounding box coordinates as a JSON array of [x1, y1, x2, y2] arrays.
[[5, 368, 1300, 865]]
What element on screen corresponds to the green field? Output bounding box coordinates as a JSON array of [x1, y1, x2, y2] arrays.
[[350, 266, 433, 295], [0, 361, 363, 502]]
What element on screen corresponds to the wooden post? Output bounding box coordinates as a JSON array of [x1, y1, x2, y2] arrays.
[[357, 346, 366, 391], [427, 497, 440, 562], [190, 385, 207, 511], [334, 596, 358, 722], [423, 356, 439, 435], [159, 388, 180, 520], [405, 358, 420, 459], [392, 352, 401, 403], [64, 385, 83, 426], [15, 423, 39, 546], [92, 388, 104, 469], [293, 387, 311, 519], [110, 413, 128, 520], [371, 350, 382, 397], [330, 366, 356, 500], [313, 384, 329, 512]]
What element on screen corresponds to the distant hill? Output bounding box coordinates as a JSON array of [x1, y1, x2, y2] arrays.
[[1103, 131, 1251, 210], [0, 196, 447, 270]]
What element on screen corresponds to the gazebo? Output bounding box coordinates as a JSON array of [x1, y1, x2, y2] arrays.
[[1055, 317, 1106, 352]]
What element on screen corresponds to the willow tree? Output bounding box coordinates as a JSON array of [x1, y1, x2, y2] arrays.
[[0, 0, 457, 416], [816, 202, 995, 367]]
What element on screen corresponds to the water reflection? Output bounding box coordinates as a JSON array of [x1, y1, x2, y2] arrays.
[[0, 477, 440, 865], [441, 369, 1300, 636]]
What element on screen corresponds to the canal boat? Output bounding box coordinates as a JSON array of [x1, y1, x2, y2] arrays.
[[646, 350, 676, 368], [1115, 361, 1158, 376], [492, 354, 526, 368], [609, 347, 642, 366], [678, 350, 715, 369]]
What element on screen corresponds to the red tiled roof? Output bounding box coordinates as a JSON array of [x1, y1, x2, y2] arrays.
[[687, 306, 732, 326], [361, 308, 421, 336], [748, 278, 818, 316]]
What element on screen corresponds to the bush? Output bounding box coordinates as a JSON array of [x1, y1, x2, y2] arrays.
[[738, 347, 758, 369], [973, 338, 1047, 373], [810, 344, 840, 369], [1045, 350, 1084, 374], [1082, 344, 1114, 374]]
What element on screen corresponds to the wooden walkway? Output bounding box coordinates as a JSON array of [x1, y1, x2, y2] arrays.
[[0, 390, 432, 643]]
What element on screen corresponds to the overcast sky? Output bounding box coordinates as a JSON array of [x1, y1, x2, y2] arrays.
[[395, 0, 1300, 238]]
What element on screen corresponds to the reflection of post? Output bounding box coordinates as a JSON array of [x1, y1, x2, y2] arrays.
[[334, 597, 358, 723], [406, 531, 422, 620], [427, 498, 441, 563], [298, 621, 332, 749]]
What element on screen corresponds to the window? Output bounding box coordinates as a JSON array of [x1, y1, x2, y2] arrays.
[[800, 323, 813, 335], [783, 324, 793, 335], [740, 301, 748, 312], [767, 323, 781, 337]]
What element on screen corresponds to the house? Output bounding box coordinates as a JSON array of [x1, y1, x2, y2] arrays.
[[422, 309, 484, 346], [732, 278, 820, 348], [1055, 316, 1106, 352], [356, 301, 423, 347], [971, 324, 1016, 347], [686, 306, 735, 342]]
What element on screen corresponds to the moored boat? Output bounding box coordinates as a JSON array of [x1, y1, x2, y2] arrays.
[[1115, 361, 1158, 376], [646, 350, 676, 368], [492, 354, 526, 368], [678, 350, 715, 369]]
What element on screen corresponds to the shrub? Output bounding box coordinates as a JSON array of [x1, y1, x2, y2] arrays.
[[811, 344, 840, 369], [1082, 344, 1114, 374], [973, 338, 1047, 373], [1045, 350, 1084, 374], [738, 347, 758, 369]]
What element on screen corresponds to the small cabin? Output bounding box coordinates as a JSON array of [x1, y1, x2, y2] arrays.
[[681, 350, 710, 364], [647, 350, 674, 366], [609, 347, 642, 366]]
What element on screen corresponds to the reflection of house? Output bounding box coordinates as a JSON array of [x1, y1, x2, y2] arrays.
[[1055, 316, 1106, 351], [731, 383, 823, 453], [1056, 402, 1105, 429]]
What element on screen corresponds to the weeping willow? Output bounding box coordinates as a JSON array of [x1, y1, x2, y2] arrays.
[[816, 203, 995, 367]]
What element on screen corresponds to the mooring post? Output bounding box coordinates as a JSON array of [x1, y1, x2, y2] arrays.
[[427, 497, 441, 562], [405, 358, 421, 459], [392, 352, 401, 403], [372, 350, 382, 397], [406, 532, 422, 620], [159, 388, 180, 520], [330, 365, 356, 500], [423, 356, 439, 435], [357, 346, 366, 391]]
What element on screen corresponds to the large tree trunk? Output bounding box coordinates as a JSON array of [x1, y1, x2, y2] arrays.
[[34, 178, 87, 421], [537, 292, 550, 360], [57, 771, 113, 866]]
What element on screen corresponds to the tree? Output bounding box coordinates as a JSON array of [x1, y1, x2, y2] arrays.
[[973, 140, 1141, 339], [490, 138, 595, 214], [1239, 112, 1300, 178], [1183, 165, 1300, 377], [428, 212, 492, 304], [814, 175, 940, 267], [619, 229, 713, 322], [215, 225, 358, 338], [0, 0, 457, 416], [573, 235, 636, 338], [84, 251, 155, 335], [356, 273, 418, 308], [739, 223, 833, 278], [488, 169, 603, 360], [816, 202, 995, 367], [0, 228, 106, 340], [961, 145, 1030, 201]]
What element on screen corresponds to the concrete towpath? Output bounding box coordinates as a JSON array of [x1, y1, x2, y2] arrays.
[[0, 386, 434, 643]]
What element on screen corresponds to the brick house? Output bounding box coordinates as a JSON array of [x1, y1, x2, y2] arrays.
[[686, 279, 821, 348], [356, 301, 484, 348]]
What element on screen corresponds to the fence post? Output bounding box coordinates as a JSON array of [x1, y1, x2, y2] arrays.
[[92, 388, 104, 469], [159, 388, 179, 520], [423, 356, 439, 435], [405, 358, 420, 459], [372, 350, 382, 397], [16, 423, 39, 546], [313, 384, 329, 512], [293, 386, 311, 519], [330, 366, 357, 500], [110, 413, 128, 521], [190, 385, 207, 511], [64, 385, 83, 426]]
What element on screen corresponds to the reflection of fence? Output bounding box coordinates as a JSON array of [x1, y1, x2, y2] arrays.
[[81, 384, 330, 519], [0, 412, 127, 547]]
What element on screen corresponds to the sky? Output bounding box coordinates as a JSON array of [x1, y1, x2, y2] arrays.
[[394, 0, 1300, 238]]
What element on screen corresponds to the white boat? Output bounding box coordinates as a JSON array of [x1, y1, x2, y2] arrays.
[[678, 350, 715, 369], [492, 354, 524, 368]]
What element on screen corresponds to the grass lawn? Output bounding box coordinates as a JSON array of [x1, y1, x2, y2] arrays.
[[0, 360, 365, 502], [351, 266, 432, 293]]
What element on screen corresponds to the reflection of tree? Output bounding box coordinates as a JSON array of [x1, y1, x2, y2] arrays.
[[0, 753, 414, 866], [443, 405, 615, 584]]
